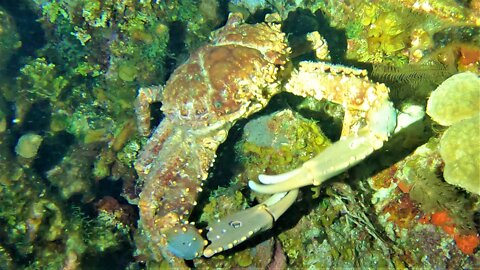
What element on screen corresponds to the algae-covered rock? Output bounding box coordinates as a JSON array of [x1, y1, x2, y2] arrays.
[[426, 72, 480, 126], [0, 7, 21, 71], [237, 109, 331, 186], [440, 114, 480, 195]]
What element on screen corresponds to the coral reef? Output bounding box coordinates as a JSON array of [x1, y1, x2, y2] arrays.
[[368, 139, 479, 267], [439, 115, 480, 195], [0, 0, 478, 268], [0, 131, 134, 269]]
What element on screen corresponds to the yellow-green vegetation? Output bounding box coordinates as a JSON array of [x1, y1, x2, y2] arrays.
[[0, 134, 131, 269], [17, 57, 68, 102], [364, 7, 406, 57], [234, 249, 254, 267], [343, 3, 417, 64], [200, 188, 248, 225], [31, 0, 220, 87]]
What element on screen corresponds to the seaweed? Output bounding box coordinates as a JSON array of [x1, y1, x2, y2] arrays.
[[407, 162, 476, 233]]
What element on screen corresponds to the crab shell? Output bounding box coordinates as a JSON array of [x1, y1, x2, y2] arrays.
[[135, 14, 290, 265]]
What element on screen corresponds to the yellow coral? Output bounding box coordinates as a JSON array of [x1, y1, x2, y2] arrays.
[[426, 72, 480, 126], [426, 72, 480, 195], [364, 7, 408, 61], [439, 114, 480, 195]]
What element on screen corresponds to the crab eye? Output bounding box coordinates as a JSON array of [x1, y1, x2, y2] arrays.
[[229, 220, 242, 228]]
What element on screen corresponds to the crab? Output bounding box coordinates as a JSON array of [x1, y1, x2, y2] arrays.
[[134, 13, 397, 266]]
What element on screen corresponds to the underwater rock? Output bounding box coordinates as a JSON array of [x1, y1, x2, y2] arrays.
[[46, 143, 102, 201], [0, 7, 21, 72], [238, 109, 331, 181]]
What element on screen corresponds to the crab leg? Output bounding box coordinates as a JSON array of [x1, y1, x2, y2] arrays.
[[136, 116, 229, 263], [203, 189, 299, 257], [136, 119, 213, 263], [135, 86, 164, 136]]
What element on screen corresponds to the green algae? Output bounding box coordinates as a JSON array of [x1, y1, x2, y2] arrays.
[[18, 57, 68, 102]]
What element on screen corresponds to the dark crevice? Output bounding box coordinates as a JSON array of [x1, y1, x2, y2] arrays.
[[164, 21, 188, 81], [0, 0, 46, 76]]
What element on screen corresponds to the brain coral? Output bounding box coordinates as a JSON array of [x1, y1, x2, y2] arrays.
[[439, 114, 480, 195], [426, 72, 480, 126], [426, 72, 480, 195]]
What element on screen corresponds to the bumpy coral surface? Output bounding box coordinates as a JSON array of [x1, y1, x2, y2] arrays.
[[440, 114, 480, 195], [427, 72, 480, 126], [426, 72, 480, 195]]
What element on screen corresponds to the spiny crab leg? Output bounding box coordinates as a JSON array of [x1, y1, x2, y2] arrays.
[[135, 85, 163, 136], [203, 189, 299, 257]]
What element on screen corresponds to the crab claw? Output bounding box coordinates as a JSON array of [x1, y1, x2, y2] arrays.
[[165, 225, 206, 260], [203, 189, 299, 257], [249, 134, 381, 194], [250, 98, 399, 194]]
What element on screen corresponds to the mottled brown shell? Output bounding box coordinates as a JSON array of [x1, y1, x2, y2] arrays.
[[161, 15, 289, 125]]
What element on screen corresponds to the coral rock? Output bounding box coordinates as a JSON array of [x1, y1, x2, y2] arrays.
[[426, 72, 480, 126], [440, 114, 480, 195]]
